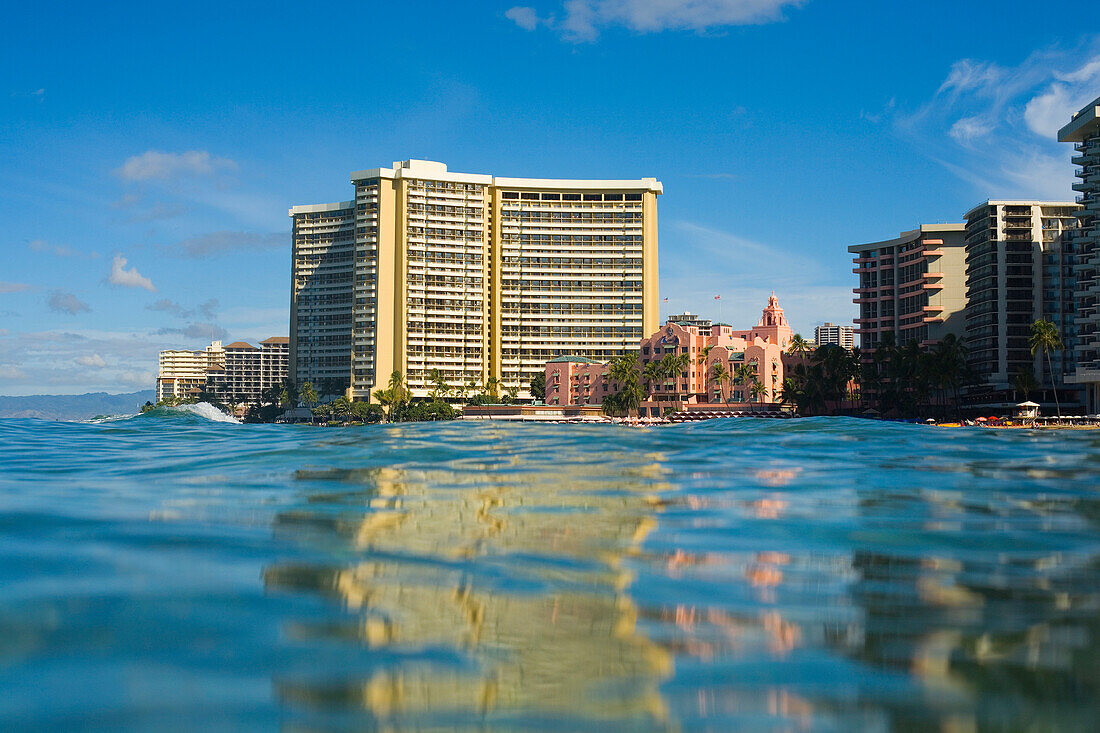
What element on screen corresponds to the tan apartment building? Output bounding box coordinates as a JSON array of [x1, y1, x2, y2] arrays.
[[156, 341, 225, 402], [291, 160, 662, 400], [210, 337, 290, 404], [849, 224, 968, 357], [1059, 96, 1100, 412], [963, 201, 1079, 406], [158, 338, 288, 405]]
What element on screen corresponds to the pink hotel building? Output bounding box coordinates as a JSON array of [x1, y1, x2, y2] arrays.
[[546, 295, 794, 413]]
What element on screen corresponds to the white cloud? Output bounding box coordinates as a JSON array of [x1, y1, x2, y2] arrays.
[[29, 239, 99, 259], [505, 6, 541, 30], [1023, 58, 1100, 138], [107, 255, 156, 292], [0, 328, 179, 395], [115, 370, 155, 388], [948, 115, 994, 146], [76, 354, 107, 368], [0, 365, 27, 380], [893, 40, 1100, 201], [0, 281, 34, 294], [158, 322, 228, 340], [48, 291, 91, 315], [511, 0, 804, 41], [115, 150, 237, 182], [659, 220, 855, 330]]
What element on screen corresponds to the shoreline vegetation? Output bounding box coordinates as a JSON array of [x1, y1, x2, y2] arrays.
[[136, 319, 1093, 428]]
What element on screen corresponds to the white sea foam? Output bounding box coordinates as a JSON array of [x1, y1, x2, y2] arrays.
[[176, 402, 240, 423]]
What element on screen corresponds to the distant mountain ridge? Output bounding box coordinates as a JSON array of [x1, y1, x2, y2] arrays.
[[0, 390, 156, 421]]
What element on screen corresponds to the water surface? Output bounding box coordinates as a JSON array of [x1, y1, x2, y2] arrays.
[[2, 411, 1099, 731]]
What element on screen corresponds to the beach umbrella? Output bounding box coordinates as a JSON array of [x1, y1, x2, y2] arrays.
[[975, 417, 987, 422], [924, 418, 936, 423]]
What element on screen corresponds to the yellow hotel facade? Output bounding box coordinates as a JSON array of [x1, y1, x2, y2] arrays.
[[291, 160, 662, 400]]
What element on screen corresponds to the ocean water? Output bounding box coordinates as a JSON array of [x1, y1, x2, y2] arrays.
[[2, 410, 1099, 731]]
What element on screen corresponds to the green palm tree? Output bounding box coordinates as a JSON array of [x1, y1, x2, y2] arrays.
[[372, 371, 409, 421], [1029, 319, 1064, 418], [749, 378, 767, 407], [484, 376, 500, 402], [331, 396, 352, 422], [787, 333, 812, 358], [427, 368, 449, 401], [606, 352, 643, 416], [1012, 367, 1039, 402], [710, 362, 729, 404]]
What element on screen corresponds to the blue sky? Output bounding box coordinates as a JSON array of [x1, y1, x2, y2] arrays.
[[1, 0, 1097, 395]]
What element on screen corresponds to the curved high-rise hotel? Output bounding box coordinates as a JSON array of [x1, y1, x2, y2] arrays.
[[291, 160, 661, 400]]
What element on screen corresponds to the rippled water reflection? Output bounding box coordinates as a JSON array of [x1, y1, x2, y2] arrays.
[[1, 415, 1099, 730]]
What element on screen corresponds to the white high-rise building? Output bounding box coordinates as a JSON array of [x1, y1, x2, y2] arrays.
[[814, 322, 855, 349]]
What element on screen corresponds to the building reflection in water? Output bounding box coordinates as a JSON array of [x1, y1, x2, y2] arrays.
[[263, 458, 674, 728], [829, 491, 1100, 730]]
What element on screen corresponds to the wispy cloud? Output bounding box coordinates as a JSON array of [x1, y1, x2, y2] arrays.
[[48, 292, 91, 315], [0, 327, 175, 395], [660, 220, 854, 329], [508, 0, 806, 42], [0, 282, 34, 294], [505, 6, 544, 30], [115, 150, 237, 182], [146, 298, 218, 320], [10, 88, 45, 102], [893, 39, 1100, 200], [107, 255, 156, 292], [158, 322, 228, 340], [29, 239, 100, 259], [75, 353, 107, 368], [165, 230, 285, 258]]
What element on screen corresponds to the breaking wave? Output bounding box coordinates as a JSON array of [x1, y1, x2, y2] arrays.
[[138, 402, 240, 423]]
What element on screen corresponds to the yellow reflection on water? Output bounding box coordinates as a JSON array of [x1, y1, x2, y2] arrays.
[[264, 462, 674, 726]]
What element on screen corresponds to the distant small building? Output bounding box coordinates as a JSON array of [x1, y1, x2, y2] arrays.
[[157, 337, 288, 405], [815, 322, 854, 350], [156, 341, 225, 402], [545, 356, 608, 407]]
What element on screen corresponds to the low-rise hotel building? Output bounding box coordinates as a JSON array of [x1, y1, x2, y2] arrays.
[[291, 160, 661, 401], [156, 341, 225, 402], [849, 224, 968, 357], [157, 337, 288, 405], [1060, 96, 1100, 412], [963, 200, 1080, 405], [545, 296, 792, 412]]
